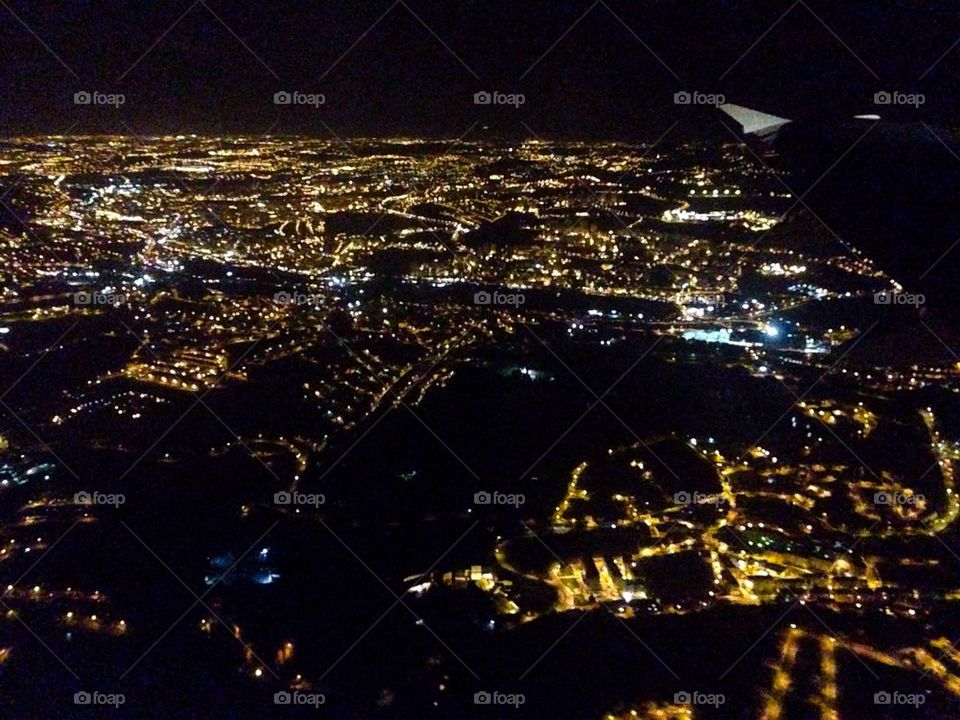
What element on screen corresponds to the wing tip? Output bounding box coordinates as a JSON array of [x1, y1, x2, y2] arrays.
[[718, 103, 792, 140]]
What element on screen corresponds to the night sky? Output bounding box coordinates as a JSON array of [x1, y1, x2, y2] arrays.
[[1, 0, 959, 137]]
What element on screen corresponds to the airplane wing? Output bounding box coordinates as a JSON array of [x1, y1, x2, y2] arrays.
[[717, 103, 792, 141]]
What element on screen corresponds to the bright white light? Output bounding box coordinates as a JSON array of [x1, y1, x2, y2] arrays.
[[763, 324, 779, 338]]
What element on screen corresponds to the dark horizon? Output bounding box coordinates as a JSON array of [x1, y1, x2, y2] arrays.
[[2, 1, 960, 137]]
